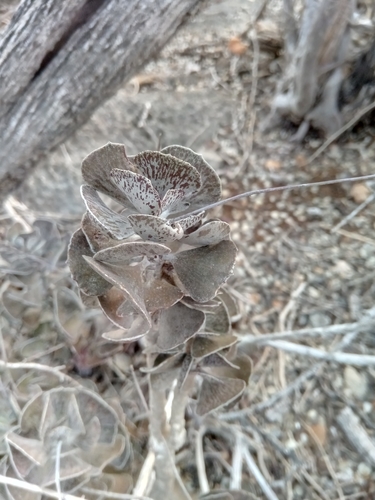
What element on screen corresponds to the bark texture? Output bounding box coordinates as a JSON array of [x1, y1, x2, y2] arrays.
[[262, 0, 355, 141], [0, 0, 203, 201]]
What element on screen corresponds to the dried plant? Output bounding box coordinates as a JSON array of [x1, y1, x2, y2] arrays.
[[67, 143, 252, 498], [4, 387, 129, 500]]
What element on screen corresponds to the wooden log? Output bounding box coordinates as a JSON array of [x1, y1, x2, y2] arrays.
[[0, 0, 204, 202]]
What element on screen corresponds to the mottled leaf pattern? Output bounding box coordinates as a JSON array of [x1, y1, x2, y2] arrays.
[[183, 221, 230, 246], [81, 185, 134, 240], [161, 145, 222, 208], [128, 214, 184, 242], [94, 241, 170, 264], [177, 211, 205, 232], [160, 188, 189, 215], [81, 212, 118, 253], [110, 169, 161, 215], [132, 151, 201, 198]]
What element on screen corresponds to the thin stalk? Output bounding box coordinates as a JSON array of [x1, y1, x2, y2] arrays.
[[147, 371, 175, 500]]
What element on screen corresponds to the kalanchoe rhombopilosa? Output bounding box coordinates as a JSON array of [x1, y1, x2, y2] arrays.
[[68, 143, 251, 414]]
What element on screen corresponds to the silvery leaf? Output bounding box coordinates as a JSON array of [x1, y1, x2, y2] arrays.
[[183, 221, 230, 246], [81, 142, 134, 207], [110, 169, 161, 215], [201, 352, 240, 369], [191, 334, 238, 359], [196, 374, 246, 416], [144, 279, 183, 312], [81, 185, 134, 240], [83, 257, 150, 325], [131, 151, 201, 198], [99, 288, 149, 341], [161, 145, 221, 208], [177, 212, 205, 232], [218, 287, 238, 318], [161, 188, 189, 215], [204, 299, 230, 334], [94, 241, 170, 264], [181, 296, 220, 312], [155, 302, 205, 351], [128, 214, 184, 243], [68, 229, 112, 296], [81, 212, 118, 253], [172, 240, 237, 302]]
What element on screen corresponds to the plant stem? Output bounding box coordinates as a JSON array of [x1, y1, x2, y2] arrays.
[[148, 371, 175, 500]]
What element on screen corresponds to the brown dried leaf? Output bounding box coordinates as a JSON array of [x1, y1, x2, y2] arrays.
[[68, 229, 112, 296], [172, 240, 237, 302]]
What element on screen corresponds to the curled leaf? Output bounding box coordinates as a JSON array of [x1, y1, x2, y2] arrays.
[[191, 334, 238, 359], [81, 185, 134, 240], [94, 241, 170, 264], [128, 214, 184, 242], [81, 212, 118, 253], [110, 169, 161, 215], [161, 145, 222, 208], [183, 221, 230, 247], [131, 151, 201, 199], [82, 142, 134, 207], [68, 229, 112, 296]]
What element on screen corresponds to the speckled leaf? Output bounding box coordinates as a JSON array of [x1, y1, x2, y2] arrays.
[[161, 145, 222, 208], [144, 279, 183, 312], [155, 302, 205, 351], [81, 212, 118, 253], [83, 257, 150, 326], [128, 214, 184, 242], [183, 221, 230, 246], [172, 240, 237, 302], [81, 185, 134, 240], [68, 229, 112, 296], [177, 212, 205, 232], [94, 241, 170, 264], [110, 169, 161, 215], [81, 142, 134, 207], [191, 334, 237, 358], [132, 151, 201, 198], [196, 375, 246, 416], [161, 188, 190, 215], [205, 299, 231, 334]]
